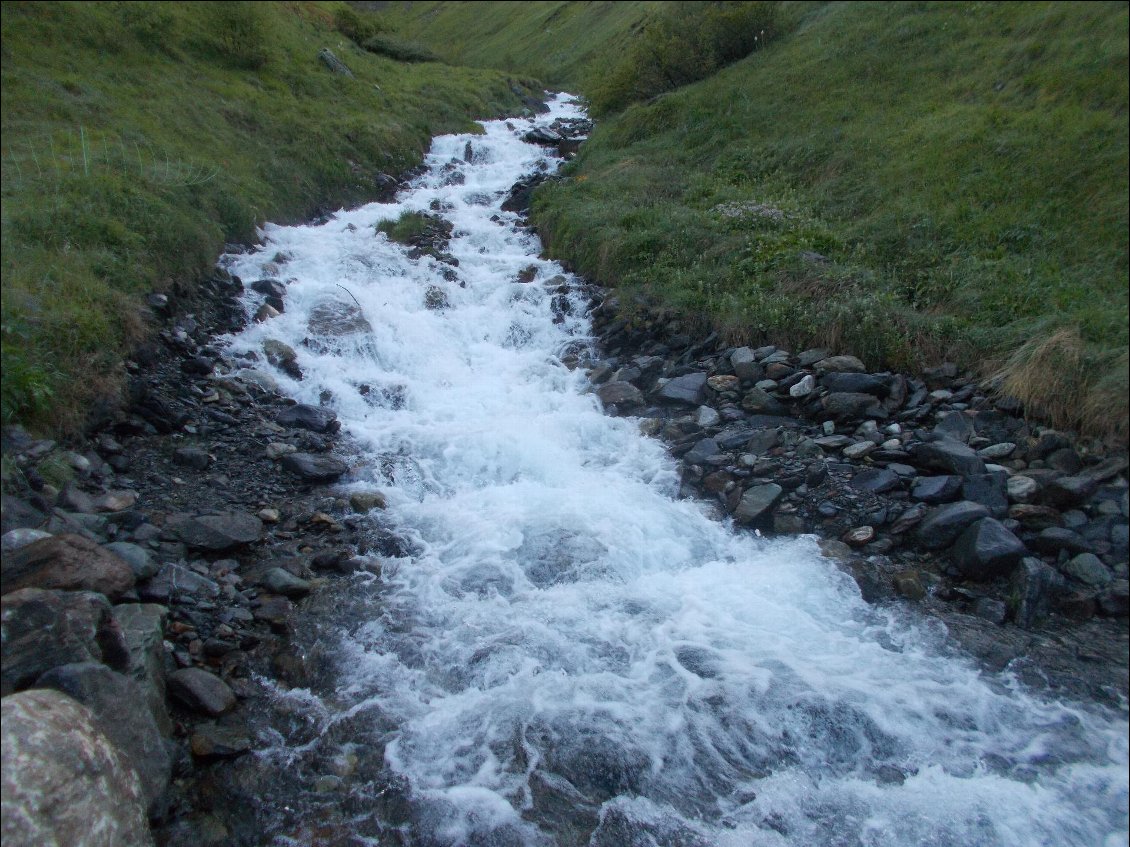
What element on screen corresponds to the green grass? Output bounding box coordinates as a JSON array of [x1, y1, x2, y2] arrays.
[[1, 0, 543, 433], [526, 1, 1128, 439]]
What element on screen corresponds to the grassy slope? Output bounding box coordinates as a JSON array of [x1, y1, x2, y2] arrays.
[[371, 0, 660, 89], [1, 0, 541, 433], [387, 0, 1129, 439]]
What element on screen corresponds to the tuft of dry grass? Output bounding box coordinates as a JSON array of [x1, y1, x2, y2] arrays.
[[992, 327, 1128, 444]]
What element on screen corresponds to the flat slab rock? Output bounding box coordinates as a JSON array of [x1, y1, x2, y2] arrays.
[[165, 512, 262, 551], [280, 452, 349, 482]]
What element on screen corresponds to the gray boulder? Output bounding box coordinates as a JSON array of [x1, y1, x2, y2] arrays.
[[112, 604, 171, 734], [103, 542, 159, 581], [729, 348, 762, 381], [911, 475, 963, 504], [733, 484, 783, 525], [0, 690, 153, 846], [951, 518, 1027, 580], [655, 372, 709, 405], [814, 355, 866, 374], [820, 373, 889, 396], [1042, 474, 1099, 509], [822, 392, 886, 421], [915, 501, 990, 550], [35, 663, 171, 812], [261, 567, 312, 598], [1010, 557, 1065, 628], [1059, 553, 1113, 588], [138, 563, 219, 604], [683, 438, 724, 466], [849, 468, 901, 494]]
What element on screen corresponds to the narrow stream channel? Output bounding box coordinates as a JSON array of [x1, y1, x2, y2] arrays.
[[220, 95, 1128, 847]]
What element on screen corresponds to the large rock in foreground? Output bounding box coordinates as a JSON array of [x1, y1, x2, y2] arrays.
[[1, 689, 153, 846], [1, 534, 134, 600]]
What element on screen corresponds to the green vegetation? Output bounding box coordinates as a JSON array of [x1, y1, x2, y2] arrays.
[[389, 0, 1128, 438], [376, 211, 434, 243], [1, 1, 542, 432]]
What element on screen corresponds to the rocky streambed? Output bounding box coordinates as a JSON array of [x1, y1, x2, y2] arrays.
[[2, 95, 1127, 846]]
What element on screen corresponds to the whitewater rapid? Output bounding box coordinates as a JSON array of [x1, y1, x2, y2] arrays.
[[221, 95, 1128, 847]]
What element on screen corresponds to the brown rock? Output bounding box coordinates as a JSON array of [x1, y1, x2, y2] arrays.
[[1, 534, 134, 600]]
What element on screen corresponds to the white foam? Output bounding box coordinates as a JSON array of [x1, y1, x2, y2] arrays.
[[223, 94, 1129, 847]]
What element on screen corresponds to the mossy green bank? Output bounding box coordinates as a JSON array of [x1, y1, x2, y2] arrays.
[[389, 1, 1129, 439], [1, 1, 541, 432]]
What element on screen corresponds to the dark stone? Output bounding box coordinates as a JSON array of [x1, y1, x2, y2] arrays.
[[35, 662, 171, 811], [112, 604, 171, 734], [173, 447, 211, 470], [1, 588, 128, 696], [138, 562, 219, 603], [1059, 553, 1112, 587], [1009, 504, 1066, 530], [1, 534, 135, 600], [280, 452, 349, 483], [190, 724, 252, 761], [165, 512, 262, 551], [168, 668, 236, 717], [915, 501, 991, 550], [933, 411, 975, 444], [684, 438, 724, 466], [911, 475, 963, 504], [1, 494, 48, 535], [1098, 580, 1129, 617], [1028, 527, 1092, 556], [849, 468, 901, 494], [276, 404, 339, 434], [260, 567, 312, 598], [820, 373, 890, 397], [1042, 474, 1098, 509], [249, 278, 286, 299], [822, 392, 887, 421], [656, 372, 709, 405], [952, 518, 1027, 580], [910, 439, 986, 478], [961, 473, 1009, 518], [733, 484, 783, 525], [1009, 558, 1064, 628]]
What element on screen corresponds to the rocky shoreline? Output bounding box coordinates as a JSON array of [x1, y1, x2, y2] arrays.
[[2, 122, 1128, 844]]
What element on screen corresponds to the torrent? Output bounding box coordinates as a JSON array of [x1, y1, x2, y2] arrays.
[[211, 94, 1128, 846]]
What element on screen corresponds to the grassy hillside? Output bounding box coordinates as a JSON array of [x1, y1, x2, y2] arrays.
[[382, 1, 1128, 438], [370, 0, 661, 89], [1, 1, 541, 433]]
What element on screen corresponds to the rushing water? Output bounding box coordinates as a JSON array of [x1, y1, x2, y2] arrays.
[[221, 95, 1128, 846]]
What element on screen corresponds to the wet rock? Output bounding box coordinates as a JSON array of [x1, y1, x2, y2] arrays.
[[252, 594, 293, 630], [952, 518, 1027, 580], [1009, 558, 1064, 628], [915, 501, 990, 549], [249, 278, 286, 299], [655, 372, 708, 405], [166, 512, 263, 552], [972, 597, 1008, 624], [814, 355, 866, 374], [1, 588, 128, 696], [1059, 553, 1112, 588], [893, 570, 926, 600], [168, 668, 236, 717], [280, 452, 349, 483], [349, 491, 388, 513], [35, 662, 171, 811], [733, 484, 783, 525], [597, 381, 644, 408], [1, 690, 153, 847], [911, 475, 963, 504], [190, 724, 252, 761], [1, 533, 134, 600], [1028, 527, 1092, 556], [1, 494, 48, 535], [843, 526, 875, 546], [910, 439, 986, 478], [306, 300, 372, 337], [276, 404, 339, 434], [261, 567, 312, 598], [742, 387, 786, 415]]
